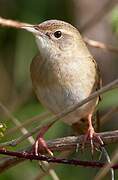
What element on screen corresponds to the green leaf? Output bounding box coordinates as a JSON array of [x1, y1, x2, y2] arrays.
[[0, 123, 7, 138]]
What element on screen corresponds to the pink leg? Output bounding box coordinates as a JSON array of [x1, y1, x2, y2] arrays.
[[83, 114, 103, 154], [33, 123, 54, 156]]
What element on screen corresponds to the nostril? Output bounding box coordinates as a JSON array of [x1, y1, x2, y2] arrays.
[[34, 25, 39, 31]]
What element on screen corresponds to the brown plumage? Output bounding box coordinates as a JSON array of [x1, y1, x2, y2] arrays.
[[23, 20, 102, 154]]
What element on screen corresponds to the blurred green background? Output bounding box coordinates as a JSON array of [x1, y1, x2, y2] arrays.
[[0, 0, 118, 179]]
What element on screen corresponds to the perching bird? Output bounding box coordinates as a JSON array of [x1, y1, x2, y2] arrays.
[[22, 20, 102, 155]]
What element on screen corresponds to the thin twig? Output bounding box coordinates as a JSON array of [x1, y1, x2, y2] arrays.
[[46, 130, 118, 151], [0, 102, 34, 144], [99, 147, 114, 180], [0, 149, 106, 168], [95, 148, 118, 180], [0, 103, 59, 180], [1, 130, 118, 154], [1, 78, 117, 147], [100, 106, 118, 126], [0, 130, 118, 173], [35, 151, 70, 180], [84, 37, 118, 54], [0, 16, 31, 29], [0, 16, 118, 176], [0, 148, 118, 170], [0, 16, 118, 55], [6, 111, 51, 136]]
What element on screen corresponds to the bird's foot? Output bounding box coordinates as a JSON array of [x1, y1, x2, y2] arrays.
[[82, 113, 104, 154], [32, 123, 54, 156], [33, 137, 53, 156], [82, 126, 104, 154]]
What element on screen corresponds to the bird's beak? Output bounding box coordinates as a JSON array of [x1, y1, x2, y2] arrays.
[[21, 25, 37, 33], [21, 25, 44, 37]]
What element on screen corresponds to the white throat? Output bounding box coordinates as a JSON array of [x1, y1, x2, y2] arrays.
[[35, 36, 50, 56]]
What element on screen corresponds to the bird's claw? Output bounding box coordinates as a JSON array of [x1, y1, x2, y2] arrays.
[[82, 127, 104, 154], [33, 137, 53, 157], [32, 123, 54, 157]]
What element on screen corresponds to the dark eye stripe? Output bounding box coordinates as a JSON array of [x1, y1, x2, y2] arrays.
[[45, 32, 50, 37]]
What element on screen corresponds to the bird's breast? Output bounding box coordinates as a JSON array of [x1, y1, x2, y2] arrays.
[[31, 55, 98, 124]]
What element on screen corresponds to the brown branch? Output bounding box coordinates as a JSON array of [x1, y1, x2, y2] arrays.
[[0, 79, 117, 148], [0, 104, 59, 179], [0, 149, 107, 168], [84, 37, 118, 54], [0, 99, 59, 179], [47, 130, 118, 152], [0, 130, 118, 173], [0, 16, 31, 29], [0, 15, 118, 175], [1, 130, 118, 171], [1, 130, 118, 152], [9, 105, 118, 138], [35, 151, 71, 180], [0, 16, 118, 55]]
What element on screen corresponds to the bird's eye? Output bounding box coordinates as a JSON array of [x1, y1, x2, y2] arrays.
[[54, 31, 62, 38]]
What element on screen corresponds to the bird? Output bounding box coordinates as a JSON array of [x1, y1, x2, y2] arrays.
[[22, 19, 102, 155]]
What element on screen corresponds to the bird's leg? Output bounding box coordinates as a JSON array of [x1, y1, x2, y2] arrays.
[[86, 114, 95, 153], [32, 122, 54, 156], [82, 114, 104, 154]]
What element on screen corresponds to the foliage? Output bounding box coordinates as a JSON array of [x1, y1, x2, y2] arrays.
[[0, 123, 7, 139]]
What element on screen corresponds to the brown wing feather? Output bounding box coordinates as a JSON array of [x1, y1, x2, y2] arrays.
[[72, 59, 102, 134], [95, 61, 102, 132]]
